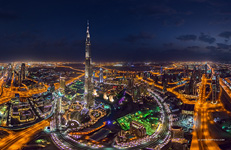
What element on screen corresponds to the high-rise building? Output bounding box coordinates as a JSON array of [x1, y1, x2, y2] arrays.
[[131, 86, 138, 102], [184, 65, 188, 78], [60, 77, 65, 90], [130, 121, 146, 137], [171, 126, 184, 139], [50, 83, 55, 93], [162, 72, 168, 92], [117, 130, 128, 142], [84, 21, 94, 108], [21, 63, 26, 80], [8, 63, 13, 79], [99, 67, 103, 83], [160, 65, 163, 74], [216, 74, 220, 93], [212, 74, 219, 103], [205, 63, 207, 76], [18, 73, 22, 86], [55, 97, 63, 131]]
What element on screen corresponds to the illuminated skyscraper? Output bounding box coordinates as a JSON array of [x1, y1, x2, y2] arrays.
[[99, 67, 103, 83], [18, 63, 26, 85], [21, 63, 26, 80], [60, 77, 65, 91], [212, 74, 219, 103], [162, 71, 167, 92], [205, 63, 207, 76], [84, 21, 94, 108]]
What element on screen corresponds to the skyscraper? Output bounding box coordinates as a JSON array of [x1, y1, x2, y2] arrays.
[[18, 63, 26, 85], [205, 63, 207, 76], [21, 63, 26, 80], [60, 77, 65, 90], [211, 74, 219, 103], [84, 21, 94, 108], [99, 67, 103, 83], [162, 71, 167, 92]]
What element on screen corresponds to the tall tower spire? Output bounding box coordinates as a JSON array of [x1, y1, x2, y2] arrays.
[[86, 21, 90, 41], [85, 20, 91, 58], [84, 20, 94, 108]]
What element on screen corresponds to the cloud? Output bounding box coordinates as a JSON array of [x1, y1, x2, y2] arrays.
[[206, 44, 230, 54], [176, 34, 197, 41], [216, 43, 231, 49], [155, 48, 210, 61], [124, 32, 154, 43], [206, 46, 217, 51], [185, 46, 208, 53], [218, 31, 231, 39], [187, 46, 200, 49], [198, 33, 216, 44]]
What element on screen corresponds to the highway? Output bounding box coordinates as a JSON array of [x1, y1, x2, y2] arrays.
[[0, 120, 49, 150], [190, 74, 220, 150], [137, 75, 196, 104]]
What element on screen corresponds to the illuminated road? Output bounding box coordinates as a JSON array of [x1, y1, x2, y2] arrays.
[[57, 65, 84, 72], [137, 75, 196, 104], [220, 78, 231, 101], [190, 74, 220, 150], [0, 120, 49, 150]]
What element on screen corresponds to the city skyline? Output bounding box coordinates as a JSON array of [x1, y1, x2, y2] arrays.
[[1, 0, 231, 62], [1, 1, 231, 150]]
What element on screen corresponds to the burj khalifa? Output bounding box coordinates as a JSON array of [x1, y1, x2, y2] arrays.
[[84, 21, 94, 108]]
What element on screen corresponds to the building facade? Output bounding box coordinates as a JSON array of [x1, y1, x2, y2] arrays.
[[99, 67, 103, 83], [130, 121, 146, 137], [84, 21, 94, 108]]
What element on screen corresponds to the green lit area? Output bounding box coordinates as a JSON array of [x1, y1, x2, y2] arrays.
[[65, 94, 75, 100], [69, 80, 84, 91], [0, 105, 7, 113], [104, 104, 111, 109], [65, 80, 84, 100], [117, 108, 160, 135], [35, 139, 50, 145], [36, 139, 44, 143], [221, 121, 231, 133]]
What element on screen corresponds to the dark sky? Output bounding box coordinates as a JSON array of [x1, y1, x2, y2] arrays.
[[1, 0, 231, 62]]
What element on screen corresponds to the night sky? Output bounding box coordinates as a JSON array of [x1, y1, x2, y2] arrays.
[[1, 0, 231, 62]]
